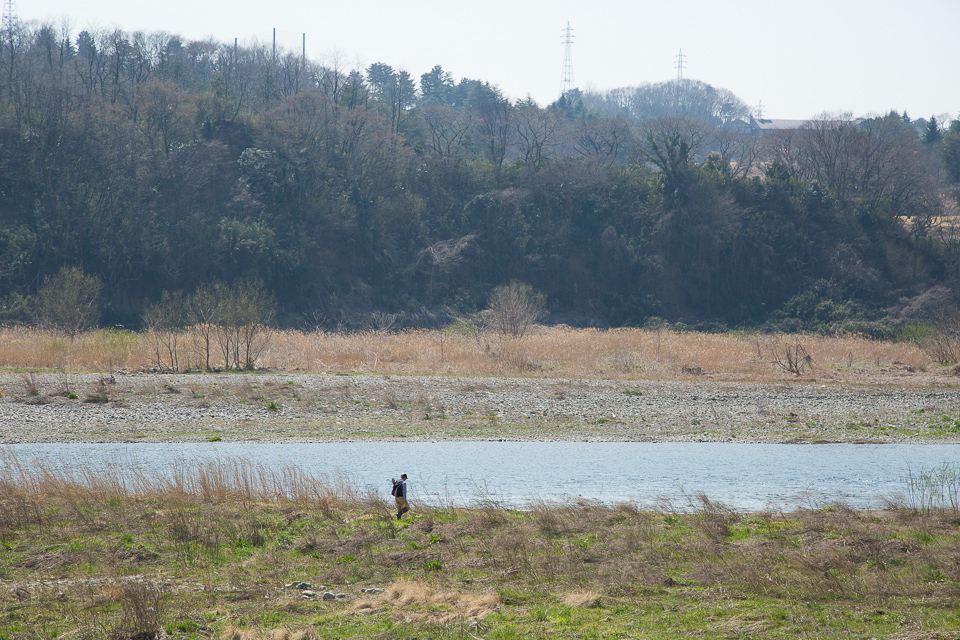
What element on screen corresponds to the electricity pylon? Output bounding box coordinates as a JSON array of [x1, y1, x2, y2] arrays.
[[560, 22, 575, 97]]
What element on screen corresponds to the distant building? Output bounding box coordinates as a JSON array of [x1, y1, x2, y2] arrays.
[[733, 116, 861, 136], [746, 117, 808, 135]]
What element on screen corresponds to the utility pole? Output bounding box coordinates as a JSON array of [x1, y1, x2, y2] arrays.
[[559, 21, 575, 98], [675, 48, 686, 80]]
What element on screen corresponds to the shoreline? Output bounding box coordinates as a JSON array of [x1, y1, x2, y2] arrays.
[[3, 371, 960, 445]]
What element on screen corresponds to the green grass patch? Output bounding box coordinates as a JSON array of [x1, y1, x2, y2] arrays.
[[2, 458, 960, 639]]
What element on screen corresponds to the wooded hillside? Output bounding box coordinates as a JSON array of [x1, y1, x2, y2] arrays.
[[1, 25, 959, 333]]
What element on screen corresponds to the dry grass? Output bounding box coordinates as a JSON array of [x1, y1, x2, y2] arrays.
[[2, 452, 960, 638], [562, 590, 603, 608], [0, 325, 936, 383], [0, 448, 358, 512], [222, 626, 316, 640], [351, 579, 499, 624]]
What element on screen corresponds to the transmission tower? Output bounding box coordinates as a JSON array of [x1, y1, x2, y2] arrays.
[[2, 0, 16, 99], [559, 21, 575, 97], [2, 0, 17, 40], [675, 48, 686, 80]]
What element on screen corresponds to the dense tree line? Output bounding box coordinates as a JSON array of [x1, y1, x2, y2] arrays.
[[0, 23, 958, 333]]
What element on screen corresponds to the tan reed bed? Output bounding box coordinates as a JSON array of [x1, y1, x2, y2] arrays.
[[0, 325, 934, 382]]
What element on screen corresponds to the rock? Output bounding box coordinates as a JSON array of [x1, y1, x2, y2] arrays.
[[300, 590, 317, 598], [286, 581, 311, 590], [322, 592, 336, 601]]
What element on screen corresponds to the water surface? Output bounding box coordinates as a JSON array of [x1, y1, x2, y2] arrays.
[[7, 442, 959, 511]]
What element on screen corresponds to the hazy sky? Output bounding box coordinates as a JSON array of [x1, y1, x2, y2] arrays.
[[18, 0, 960, 120]]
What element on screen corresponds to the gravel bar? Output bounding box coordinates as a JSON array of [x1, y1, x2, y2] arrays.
[[2, 371, 959, 444]]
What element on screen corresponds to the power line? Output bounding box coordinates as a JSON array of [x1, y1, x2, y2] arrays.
[[559, 21, 575, 97]]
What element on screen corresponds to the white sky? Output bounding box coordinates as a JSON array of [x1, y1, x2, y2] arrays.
[[17, 0, 960, 120]]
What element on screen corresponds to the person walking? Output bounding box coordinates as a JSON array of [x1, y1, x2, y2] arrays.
[[391, 474, 409, 520]]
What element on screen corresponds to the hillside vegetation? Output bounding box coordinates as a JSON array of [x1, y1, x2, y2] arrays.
[[1, 26, 960, 333]]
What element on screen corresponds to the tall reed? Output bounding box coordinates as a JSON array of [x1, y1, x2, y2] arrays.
[[0, 325, 933, 382], [0, 450, 358, 515], [904, 463, 960, 514]]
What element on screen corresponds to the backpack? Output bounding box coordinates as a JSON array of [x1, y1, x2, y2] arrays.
[[391, 482, 400, 497]]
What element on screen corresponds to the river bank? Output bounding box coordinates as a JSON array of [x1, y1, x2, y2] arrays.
[[2, 371, 959, 444], [2, 455, 959, 640]]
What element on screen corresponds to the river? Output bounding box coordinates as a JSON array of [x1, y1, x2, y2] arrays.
[[6, 442, 960, 511]]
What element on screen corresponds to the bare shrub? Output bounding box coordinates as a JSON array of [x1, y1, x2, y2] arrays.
[[692, 492, 736, 544], [367, 310, 398, 332], [917, 315, 960, 364], [19, 373, 39, 397], [691, 546, 773, 593], [530, 499, 572, 536], [381, 388, 401, 409], [770, 338, 813, 376], [486, 523, 539, 574], [115, 580, 164, 640], [84, 376, 111, 404], [485, 281, 545, 339], [605, 349, 642, 373]]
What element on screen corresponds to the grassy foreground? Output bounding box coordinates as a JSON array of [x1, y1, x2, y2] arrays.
[[2, 456, 959, 639]]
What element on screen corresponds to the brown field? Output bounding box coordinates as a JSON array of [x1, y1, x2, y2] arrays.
[[0, 325, 946, 385]]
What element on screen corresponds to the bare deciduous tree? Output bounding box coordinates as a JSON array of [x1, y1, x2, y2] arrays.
[[189, 282, 224, 371], [218, 279, 276, 370], [143, 290, 186, 371], [37, 266, 102, 339], [485, 281, 546, 339], [513, 102, 561, 170], [472, 83, 513, 169], [574, 116, 633, 167], [420, 103, 474, 160]]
